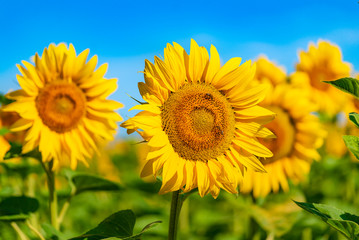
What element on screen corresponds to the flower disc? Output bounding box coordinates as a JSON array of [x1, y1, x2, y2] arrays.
[[259, 106, 295, 164], [36, 81, 86, 133], [162, 83, 235, 162], [241, 64, 325, 197]]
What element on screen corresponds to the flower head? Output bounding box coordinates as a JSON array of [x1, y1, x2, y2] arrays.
[[121, 40, 275, 198], [3, 44, 123, 170], [254, 56, 287, 86], [241, 59, 325, 197], [292, 40, 351, 115]]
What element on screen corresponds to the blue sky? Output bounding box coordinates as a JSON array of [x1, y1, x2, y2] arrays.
[[1, 0, 358, 135]]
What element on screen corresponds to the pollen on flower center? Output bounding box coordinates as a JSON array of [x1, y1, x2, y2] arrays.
[[259, 106, 295, 164], [36, 81, 86, 133], [190, 108, 215, 134], [161, 83, 235, 162]]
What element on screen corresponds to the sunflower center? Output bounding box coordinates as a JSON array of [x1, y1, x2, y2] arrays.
[[259, 106, 295, 164], [161, 83, 235, 162], [307, 66, 333, 91], [354, 98, 359, 110], [36, 81, 86, 133], [190, 108, 215, 134]]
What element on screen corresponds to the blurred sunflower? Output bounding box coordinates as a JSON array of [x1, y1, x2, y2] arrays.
[[324, 122, 347, 159], [0, 109, 24, 160], [241, 61, 325, 197], [254, 56, 287, 86], [121, 39, 275, 198], [292, 40, 351, 115], [3, 44, 123, 170], [0, 114, 11, 160]]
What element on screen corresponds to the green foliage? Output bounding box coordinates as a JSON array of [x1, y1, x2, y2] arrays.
[[0, 93, 14, 105], [294, 201, 359, 240], [324, 77, 359, 98], [3, 143, 42, 161], [343, 135, 359, 161], [349, 113, 359, 128], [0, 196, 39, 221], [3, 142, 23, 160], [42, 223, 67, 240], [69, 209, 161, 240], [65, 171, 123, 196], [0, 128, 10, 136]]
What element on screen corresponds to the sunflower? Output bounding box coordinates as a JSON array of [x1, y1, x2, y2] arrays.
[[0, 113, 11, 160], [3, 44, 123, 170], [241, 82, 325, 197], [292, 40, 351, 115], [121, 39, 275, 198], [0, 108, 24, 160], [324, 122, 347, 159], [254, 56, 287, 86]]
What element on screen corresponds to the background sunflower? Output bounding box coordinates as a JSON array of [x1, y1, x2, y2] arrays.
[[292, 40, 351, 116], [241, 58, 326, 197], [3, 44, 123, 169]]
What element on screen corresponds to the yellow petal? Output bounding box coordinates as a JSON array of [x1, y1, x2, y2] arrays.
[[204, 45, 220, 83], [128, 104, 161, 115], [233, 133, 273, 158], [196, 161, 210, 197], [10, 119, 33, 132], [211, 57, 242, 87], [230, 146, 266, 173]]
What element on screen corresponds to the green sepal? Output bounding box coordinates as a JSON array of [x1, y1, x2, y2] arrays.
[[0, 128, 10, 136]]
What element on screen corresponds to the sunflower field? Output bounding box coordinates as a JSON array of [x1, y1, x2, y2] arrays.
[[1, 39, 359, 240]]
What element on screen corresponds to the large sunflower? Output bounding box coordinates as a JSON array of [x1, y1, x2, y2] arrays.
[[121, 40, 275, 198], [292, 40, 351, 115], [3, 44, 123, 170], [241, 79, 325, 197]]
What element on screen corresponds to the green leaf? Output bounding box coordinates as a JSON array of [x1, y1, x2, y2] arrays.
[[0, 196, 39, 221], [0, 214, 29, 221], [41, 223, 67, 240], [0, 128, 10, 136], [294, 201, 359, 239], [324, 77, 359, 98], [68, 172, 122, 195], [349, 112, 359, 128], [127, 220, 162, 239], [343, 135, 359, 160], [250, 199, 301, 237], [69, 210, 161, 240]]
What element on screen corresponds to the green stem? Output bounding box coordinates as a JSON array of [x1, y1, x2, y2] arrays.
[[48, 167, 59, 230], [42, 161, 59, 231], [168, 190, 184, 240], [10, 222, 29, 240], [26, 220, 45, 240]]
